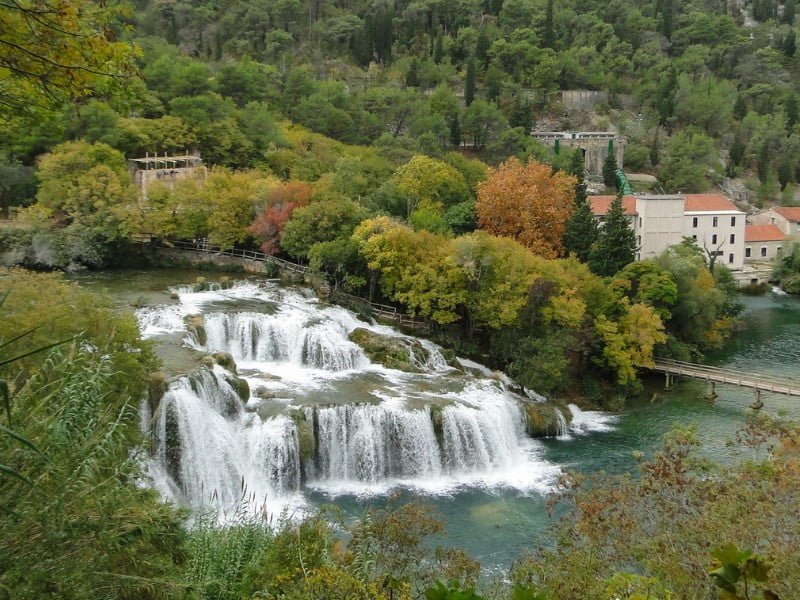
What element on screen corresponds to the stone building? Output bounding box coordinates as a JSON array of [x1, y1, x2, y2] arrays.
[[529, 131, 624, 174], [129, 153, 206, 200], [589, 193, 746, 270], [744, 224, 787, 262], [749, 206, 800, 237]]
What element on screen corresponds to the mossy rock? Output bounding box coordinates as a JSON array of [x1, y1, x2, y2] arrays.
[[253, 386, 275, 400], [224, 373, 250, 403], [211, 351, 238, 374], [185, 314, 207, 346], [147, 371, 168, 416], [429, 404, 444, 446], [438, 347, 462, 370], [348, 328, 421, 372], [199, 355, 216, 369], [291, 412, 315, 463], [523, 402, 570, 438]]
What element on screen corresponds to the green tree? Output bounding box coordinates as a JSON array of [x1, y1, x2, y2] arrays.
[[449, 114, 462, 148], [406, 58, 420, 88], [433, 33, 444, 64], [281, 195, 369, 260], [465, 59, 476, 107], [602, 142, 618, 188], [563, 200, 598, 263], [543, 0, 555, 48], [589, 193, 636, 277]]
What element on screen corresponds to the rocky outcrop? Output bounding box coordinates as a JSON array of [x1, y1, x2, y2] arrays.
[[185, 314, 207, 346], [522, 402, 572, 438], [349, 327, 444, 372]]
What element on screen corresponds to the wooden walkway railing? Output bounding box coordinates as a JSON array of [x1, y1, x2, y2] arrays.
[[152, 239, 428, 328], [651, 359, 800, 398]]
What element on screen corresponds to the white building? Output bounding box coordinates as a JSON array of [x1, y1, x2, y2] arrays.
[[744, 224, 786, 262], [589, 193, 746, 270], [749, 206, 800, 237]]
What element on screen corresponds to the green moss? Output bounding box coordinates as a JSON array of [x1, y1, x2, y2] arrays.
[[348, 327, 421, 372], [147, 371, 168, 416], [185, 314, 207, 346], [292, 412, 315, 463], [522, 402, 568, 438], [225, 374, 250, 403], [211, 351, 238, 374], [430, 404, 444, 446]]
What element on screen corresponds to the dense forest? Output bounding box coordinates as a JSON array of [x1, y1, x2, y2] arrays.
[[2, 0, 800, 596]]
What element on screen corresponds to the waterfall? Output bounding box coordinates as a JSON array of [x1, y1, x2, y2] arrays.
[[567, 403, 617, 434], [200, 311, 368, 371], [140, 278, 568, 514], [308, 404, 442, 483], [151, 366, 303, 516]]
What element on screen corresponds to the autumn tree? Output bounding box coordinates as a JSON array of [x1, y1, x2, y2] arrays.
[[280, 194, 369, 260], [248, 181, 313, 254], [392, 155, 471, 218], [476, 158, 576, 258], [0, 0, 137, 117]]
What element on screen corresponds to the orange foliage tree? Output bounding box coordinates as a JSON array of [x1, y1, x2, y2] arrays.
[[248, 182, 313, 254], [476, 158, 576, 258]]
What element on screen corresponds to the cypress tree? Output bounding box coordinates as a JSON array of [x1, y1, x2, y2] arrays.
[[661, 0, 675, 40], [589, 192, 637, 277], [449, 114, 461, 148], [373, 8, 393, 64], [787, 94, 799, 131], [509, 96, 533, 132], [779, 157, 794, 190], [786, 0, 796, 24], [406, 58, 420, 87], [757, 141, 770, 184], [603, 141, 618, 188], [476, 29, 490, 68], [650, 131, 660, 167], [433, 33, 444, 64], [784, 29, 797, 57], [465, 59, 476, 106], [728, 130, 746, 176], [732, 93, 748, 120], [543, 0, 555, 48]]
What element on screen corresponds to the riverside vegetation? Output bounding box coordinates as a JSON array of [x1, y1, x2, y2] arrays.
[[1, 0, 799, 596]]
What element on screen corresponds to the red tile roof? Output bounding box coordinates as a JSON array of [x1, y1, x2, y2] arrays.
[[745, 224, 786, 242], [589, 195, 637, 216], [683, 194, 739, 212], [773, 206, 800, 222]]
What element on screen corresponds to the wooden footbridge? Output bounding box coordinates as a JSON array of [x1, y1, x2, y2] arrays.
[[651, 359, 800, 403]]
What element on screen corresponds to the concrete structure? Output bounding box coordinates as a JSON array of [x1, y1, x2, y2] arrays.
[[529, 131, 624, 174], [744, 224, 786, 263], [129, 153, 206, 200], [560, 90, 608, 110], [589, 193, 746, 270], [749, 206, 800, 237]]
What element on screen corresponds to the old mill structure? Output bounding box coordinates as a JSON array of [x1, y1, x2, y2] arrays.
[[129, 152, 206, 200], [529, 131, 625, 174]]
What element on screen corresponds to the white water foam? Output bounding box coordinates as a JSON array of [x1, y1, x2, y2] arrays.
[[567, 403, 617, 434]]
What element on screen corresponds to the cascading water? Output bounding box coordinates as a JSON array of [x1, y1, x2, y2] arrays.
[[138, 279, 614, 518]]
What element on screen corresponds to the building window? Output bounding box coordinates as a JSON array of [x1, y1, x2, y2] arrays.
[[730, 234, 735, 244], [712, 250, 723, 257], [777, 247, 783, 257], [761, 247, 767, 257], [713, 216, 718, 227], [731, 216, 736, 226], [728, 253, 734, 264], [692, 217, 698, 228], [692, 234, 697, 240], [745, 247, 751, 258], [637, 235, 641, 246], [639, 217, 642, 227], [712, 234, 718, 244]]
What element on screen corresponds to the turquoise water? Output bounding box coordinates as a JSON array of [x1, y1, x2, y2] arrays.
[[75, 271, 800, 568], [311, 292, 800, 567]]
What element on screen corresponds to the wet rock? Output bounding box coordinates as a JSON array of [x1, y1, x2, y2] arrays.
[[253, 386, 275, 400], [291, 411, 315, 463], [210, 351, 237, 374], [348, 327, 426, 372], [522, 402, 572, 438], [224, 373, 250, 403], [185, 314, 207, 346]]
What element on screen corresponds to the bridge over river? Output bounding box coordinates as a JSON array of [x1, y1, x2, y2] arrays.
[[651, 359, 800, 405]]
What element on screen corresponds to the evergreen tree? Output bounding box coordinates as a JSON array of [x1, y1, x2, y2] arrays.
[[433, 33, 444, 64], [779, 157, 794, 189], [733, 93, 748, 120], [603, 141, 618, 188], [784, 29, 796, 57], [655, 67, 677, 129], [563, 198, 598, 262], [787, 94, 799, 132], [509, 96, 533, 132], [373, 8, 393, 64], [727, 129, 746, 176], [589, 192, 637, 277], [786, 0, 796, 24], [661, 0, 675, 40], [449, 114, 461, 148], [465, 59, 476, 107], [757, 141, 770, 184], [475, 29, 490, 68], [406, 58, 419, 88], [567, 149, 586, 201], [543, 0, 555, 48], [650, 131, 660, 167]]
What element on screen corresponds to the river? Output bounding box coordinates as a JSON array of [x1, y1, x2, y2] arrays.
[[75, 269, 800, 569]]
